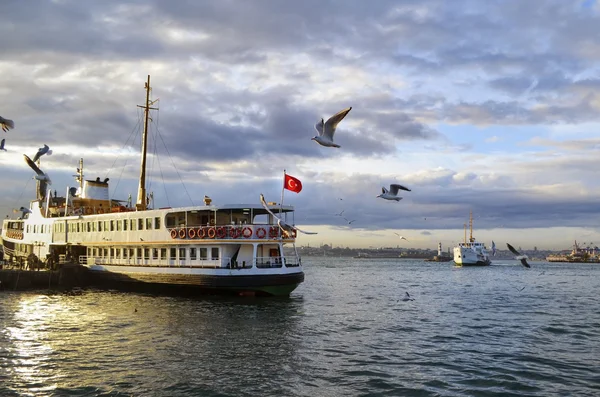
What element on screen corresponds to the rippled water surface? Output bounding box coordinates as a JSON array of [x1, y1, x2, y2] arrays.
[[1, 259, 600, 396]]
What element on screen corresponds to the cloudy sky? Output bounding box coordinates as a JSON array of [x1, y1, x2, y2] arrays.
[[2, 0, 600, 251]]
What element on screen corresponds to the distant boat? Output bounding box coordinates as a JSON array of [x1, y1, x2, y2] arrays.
[[546, 240, 600, 263], [453, 211, 491, 266]]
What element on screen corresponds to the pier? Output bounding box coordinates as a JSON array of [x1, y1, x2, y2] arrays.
[[0, 262, 89, 291]]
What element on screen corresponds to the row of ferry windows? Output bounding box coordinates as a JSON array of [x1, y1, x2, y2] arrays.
[[50, 217, 162, 234], [88, 247, 220, 260]]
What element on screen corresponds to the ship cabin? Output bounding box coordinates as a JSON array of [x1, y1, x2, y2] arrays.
[[458, 241, 486, 250]]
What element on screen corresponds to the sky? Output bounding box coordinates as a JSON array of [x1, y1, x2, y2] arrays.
[[2, 0, 600, 251]]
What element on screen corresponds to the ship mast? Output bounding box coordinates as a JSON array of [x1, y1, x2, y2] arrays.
[[469, 210, 474, 243], [136, 75, 158, 211]]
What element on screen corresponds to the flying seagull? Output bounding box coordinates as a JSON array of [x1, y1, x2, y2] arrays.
[[377, 184, 411, 201], [402, 292, 414, 301], [343, 217, 356, 225], [506, 243, 531, 268], [32, 144, 52, 162], [394, 233, 408, 241], [0, 116, 14, 132], [260, 193, 318, 237], [312, 107, 352, 148], [24, 154, 51, 199], [334, 209, 345, 217], [0, 138, 6, 151]]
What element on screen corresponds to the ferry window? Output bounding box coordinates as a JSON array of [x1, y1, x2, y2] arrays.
[[116, 248, 121, 258], [154, 217, 160, 229], [123, 220, 128, 231], [152, 248, 159, 259], [104, 221, 109, 231], [179, 248, 186, 260], [130, 219, 135, 231], [92, 248, 96, 256], [129, 248, 134, 258], [110, 248, 114, 257], [190, 248, 197, 260], [103, 248, 108, 257], [138, 219, 144, 230], [144, 248, 150, 260], [92, 222, 96, 232], [146, 218, 152, 230], [170, 248, 176, 260], [199, 248, 207, 259], [98, 221, 102, 232], [160, 248, 167, 260], [211, 247, 219, 259], [123, 249, 128, 258], [76, 223, 80, 233], [116, 220, 121, 231], [110, 220, 115, 231], [137, 248, 143, 259], [165, 214, 176, 228]]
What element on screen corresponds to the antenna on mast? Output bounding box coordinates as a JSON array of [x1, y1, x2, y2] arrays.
[[136, 75, 158, 211]]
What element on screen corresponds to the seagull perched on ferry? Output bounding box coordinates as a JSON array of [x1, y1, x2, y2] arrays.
[[0, 116, 14, 132], [377, 184, 411, 201], [260, 193, 317, 237], [312, 107, 352, 148]]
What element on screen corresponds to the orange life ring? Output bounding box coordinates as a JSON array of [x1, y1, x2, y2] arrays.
[[170, 229, 177, 239], [207, 227, 216, 239], [242, 227, 252, 239], [256, 227, 267, 238], [97, 208, 104, 214], [197, 227, 206, 239], [178, 228, 186, 239], [229, 227, 239, 239], [269, 226, 278, 238], [216, 227, 226, 239], [85, 207, 92, 215], [188, 228, 196, 239]]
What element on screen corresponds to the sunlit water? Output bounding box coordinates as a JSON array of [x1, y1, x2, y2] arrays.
[[1, 259, 599, 396]]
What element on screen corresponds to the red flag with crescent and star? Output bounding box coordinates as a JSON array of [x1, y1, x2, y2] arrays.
[[284, 173, 302, 193]]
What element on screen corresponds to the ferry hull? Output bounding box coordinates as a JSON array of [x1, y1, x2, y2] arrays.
[[85, 267, 304, 297]]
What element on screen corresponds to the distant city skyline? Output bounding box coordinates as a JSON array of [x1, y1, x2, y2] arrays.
[[2, 1, 600, 250]]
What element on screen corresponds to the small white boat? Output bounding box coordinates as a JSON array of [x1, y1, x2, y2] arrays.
[[453, 211, 491, 266]]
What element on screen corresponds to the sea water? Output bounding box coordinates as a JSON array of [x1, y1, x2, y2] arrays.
[[1, 258, 599, 396]]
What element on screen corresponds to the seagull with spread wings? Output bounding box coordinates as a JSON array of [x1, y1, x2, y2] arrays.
[[312, 107, 352, 148], [0, 116, 14, 132], [506, 243, 531, 268], [394, 232, 408, 241], [24, 154, 51, 199], [260, 193, 318, 237], [377, 184, 411, 201], [32, 144, 53, 162]]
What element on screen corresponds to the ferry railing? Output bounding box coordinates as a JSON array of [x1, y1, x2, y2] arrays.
[[255, 256, 300, 268], [78, 255, 227, 269]]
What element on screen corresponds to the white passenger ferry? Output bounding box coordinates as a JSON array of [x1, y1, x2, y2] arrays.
[[453, 211, 491, 266], [1, 76, 304, 296]]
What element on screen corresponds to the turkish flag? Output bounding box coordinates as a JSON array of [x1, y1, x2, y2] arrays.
[[284, 174, 302, 193]]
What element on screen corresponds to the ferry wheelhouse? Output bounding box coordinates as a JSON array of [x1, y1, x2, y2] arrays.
[[1, 76, 304, 296], [453, 211, 491, 266]]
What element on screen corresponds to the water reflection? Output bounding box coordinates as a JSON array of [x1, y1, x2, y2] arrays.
[[1, 291, 304, 396]]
